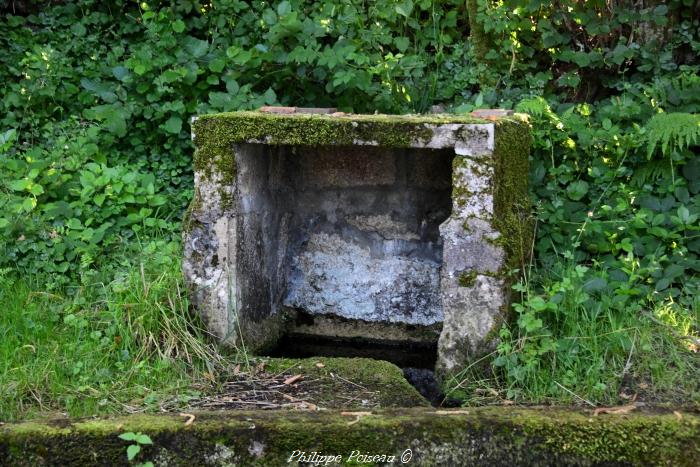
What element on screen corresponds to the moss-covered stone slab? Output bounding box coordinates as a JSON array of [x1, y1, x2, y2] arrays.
[[185, 357, 429, 410], [183, 111, 531, 381], [2, 407, 699, 466]]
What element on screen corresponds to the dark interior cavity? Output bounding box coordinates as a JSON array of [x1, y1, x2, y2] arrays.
[[236, 144, 453, 340]]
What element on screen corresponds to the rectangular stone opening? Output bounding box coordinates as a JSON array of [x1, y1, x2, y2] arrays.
[[184, 111, 530, 380], [236, 144, 453, 348]]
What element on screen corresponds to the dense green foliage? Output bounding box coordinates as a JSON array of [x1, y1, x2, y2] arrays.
[[0, 0, 699, 416]]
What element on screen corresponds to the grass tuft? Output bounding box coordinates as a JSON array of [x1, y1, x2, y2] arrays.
[[0, 239, 226, 422]]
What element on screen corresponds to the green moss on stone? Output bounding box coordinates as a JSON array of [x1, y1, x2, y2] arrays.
[[259, 357, 428, 409], [458, 270, 478, 287], [2, 407, 698, 466], [189, 111, 508, 216], [491, 118, 533, 276], [450, 156, 474, 207], [192, 111, 489, 151]]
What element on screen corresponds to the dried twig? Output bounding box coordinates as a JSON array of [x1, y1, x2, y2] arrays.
[[179, 413, 196, 426], [593, 404, 637, 416]]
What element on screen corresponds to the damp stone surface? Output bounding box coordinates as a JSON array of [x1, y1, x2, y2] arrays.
[[183, 111, 531, 379]]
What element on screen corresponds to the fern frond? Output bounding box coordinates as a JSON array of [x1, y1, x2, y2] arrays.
[[630, 160, 672, 187], [645, 113, 700, 158]]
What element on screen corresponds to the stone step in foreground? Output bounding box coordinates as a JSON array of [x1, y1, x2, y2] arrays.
[[2, 406, 699, 466]]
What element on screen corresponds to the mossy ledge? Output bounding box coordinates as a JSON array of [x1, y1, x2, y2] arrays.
[[2, 407, 699, 466], [191, 111, 498, 150], [259, 356, 429, 409]]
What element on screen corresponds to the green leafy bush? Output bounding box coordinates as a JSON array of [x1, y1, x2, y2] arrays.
[[0, 121, 175, 280], [487, 73, 700, 403], [0, 0, 484, 277]]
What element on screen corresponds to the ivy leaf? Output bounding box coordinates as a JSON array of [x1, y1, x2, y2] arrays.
[[183, 37, 208, 58], [172, 20, 185, 33], [566, 180, 589, 201], [277, 1, 292, 16], [655, 277, 671, 292], [558, 72, 580, 88], [133, 63, 147, 75], [29, 184, 44, 196], [66, 218, 83, 230], [21, 197, 36, 212], [9, 179, 30, 191], [163, 116, 182, 134], [0, 128, 16, 149], [135, 434, 153, 445], [572, 52, 591, 67], [262, 9, 277, 25], [619, 238, 634, 253], [394, 37, 410, 52], [224, 77, 240, 94], [70, 23, 86, 36], [80, 78, 117, 102], [653, 5, 668, 15], [263, 88, 277, 105], [528, 296, 548, 312], [111, 66, 130, 82], [208, 58, 226, 73], [582, 277, 607, 293], [227, 48, 252, 65], [126, 444, 141, 461], [395, 0, 414, 17]]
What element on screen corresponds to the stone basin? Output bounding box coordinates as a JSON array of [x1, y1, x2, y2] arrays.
[[183, 111, 531, 378]]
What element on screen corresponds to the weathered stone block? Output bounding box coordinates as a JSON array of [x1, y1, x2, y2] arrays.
[[184, 111, 531, 380], [299, 146, 396, 188]]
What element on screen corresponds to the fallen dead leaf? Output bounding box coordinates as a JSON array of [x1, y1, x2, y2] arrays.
[[282, 394, 318, 410], [315, 362, 325, 368], [299, 401, 318, 411], [674, 411, 683, 420], [255, 361, 266, 372], [593, 404, 637, 416], [283, 374, 303, 385], [179, 413, 196, 426], [502, 400, 514, 406], [233, 364, 241, 375]]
